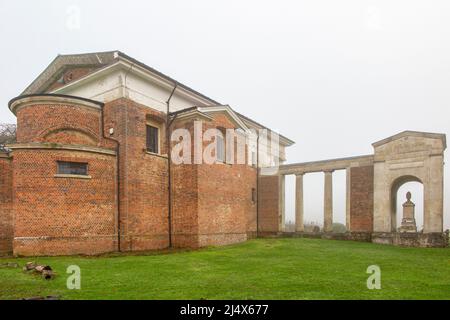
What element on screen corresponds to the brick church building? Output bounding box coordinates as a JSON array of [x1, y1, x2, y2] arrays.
[[0, 51, 294, 256]]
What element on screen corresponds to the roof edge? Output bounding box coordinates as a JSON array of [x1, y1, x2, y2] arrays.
[[236, 111, 295, 146], [372, 130, 447, 150], [8, 93, 104, 115]]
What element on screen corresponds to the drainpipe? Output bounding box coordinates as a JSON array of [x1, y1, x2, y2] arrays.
[[256, 134, 260, 237], [166, 84, 177, 248], [100, 105, 121, 252]]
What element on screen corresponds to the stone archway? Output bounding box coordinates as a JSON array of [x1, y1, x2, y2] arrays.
[[372, 131, 446, 246], [390, 175, 423, 232]]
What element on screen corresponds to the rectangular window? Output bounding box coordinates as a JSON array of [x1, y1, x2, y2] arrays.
[[216, 134, 225, 162], [146, 125, 159, 154], [252, 188, 256, 204], [57, 161, 88, 176]]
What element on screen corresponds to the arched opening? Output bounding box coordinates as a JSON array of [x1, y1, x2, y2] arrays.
[[396, 182, 424, 231], [390, 175, 423, 232]]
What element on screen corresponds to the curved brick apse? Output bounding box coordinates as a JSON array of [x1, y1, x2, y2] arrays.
[[7, 95, 118, 256]]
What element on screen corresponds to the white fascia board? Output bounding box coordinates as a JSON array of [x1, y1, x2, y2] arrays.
[[174, 109, 214, 122], [52, 58, 216, 108], [51, 62, 120, 95], [240, 117, 294, 147], [197, 105, 250, 133]]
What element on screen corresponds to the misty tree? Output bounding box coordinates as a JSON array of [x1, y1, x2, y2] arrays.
[[0, 123, 16, 151], [332, 223, 347, 234]]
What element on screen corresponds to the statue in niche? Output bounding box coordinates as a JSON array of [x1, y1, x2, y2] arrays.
[[399, 191, 417, 233]]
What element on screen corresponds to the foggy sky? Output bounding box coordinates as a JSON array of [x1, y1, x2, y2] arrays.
[[0, 0, 448, 228]]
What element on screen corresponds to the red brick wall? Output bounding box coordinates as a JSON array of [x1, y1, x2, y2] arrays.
[[12, 149, 117, 256], [258, 174, 281, 233], [170, 114, 257, 248], [16, 102, 114, 148], [171, 120, 199, 248], [350, 165, 374, 232], [103, 98, 169, 251], [10, 95, 262, 255], [13, 98, 118, 256], [197, 114, 257, 247], [0, 155, 13, 255]]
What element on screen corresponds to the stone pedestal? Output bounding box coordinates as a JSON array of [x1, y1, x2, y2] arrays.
[[399, 191, 417, 233]]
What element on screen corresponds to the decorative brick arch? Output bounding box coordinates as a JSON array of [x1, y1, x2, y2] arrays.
[[41, 126, 100, 146]]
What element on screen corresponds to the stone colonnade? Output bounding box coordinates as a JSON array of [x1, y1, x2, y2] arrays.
[[278, 155, 375, 233]]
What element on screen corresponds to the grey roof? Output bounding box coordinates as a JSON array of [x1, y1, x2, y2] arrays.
[[22, 51, 117, 95], [21, 50, 220, 105], [20, 50, 295, 145]]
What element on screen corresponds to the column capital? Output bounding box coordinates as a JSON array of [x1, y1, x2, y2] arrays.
[[323, 169, 334, 174], [295, 172, 305, 177]]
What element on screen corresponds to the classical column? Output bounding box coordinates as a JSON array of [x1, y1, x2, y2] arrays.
[[323, 170, 333, 232], [345, 167, 351, 231], [295, 173, 304, 232], [278, 174, 286, 232]]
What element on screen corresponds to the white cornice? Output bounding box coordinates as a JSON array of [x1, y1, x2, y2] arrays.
[[9, 95, 102, 115], [197, 105, 250, 132], [240, 117, 294, 147], [52, 59, 216, 107], [173, 109, 214, 122]]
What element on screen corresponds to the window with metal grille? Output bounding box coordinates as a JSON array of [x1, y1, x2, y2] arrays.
[[146, 125, 159, 154], [57, 161, 88, 176]]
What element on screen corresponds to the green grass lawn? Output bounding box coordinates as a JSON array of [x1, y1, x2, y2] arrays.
[[0, 238, 449, 300]]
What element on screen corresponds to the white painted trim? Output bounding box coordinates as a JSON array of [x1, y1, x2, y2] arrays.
[[174, 110, 214, 122], [9, 95, 102, 115], [52, 59, 216, 107], [197, 105, 250, 132], [240, 117, 295, 147], [54, 174, 92, 179], [146, 119, 163, 155]]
